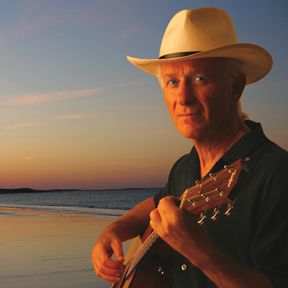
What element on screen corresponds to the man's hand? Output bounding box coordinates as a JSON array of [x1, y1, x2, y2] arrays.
[[149, 195, 215, 267], [91, 229, 124, 283], [91, 197, 154, 283]]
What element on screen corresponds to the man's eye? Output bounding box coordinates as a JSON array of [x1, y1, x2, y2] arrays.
[[194, 75, 207, 82], [167, 79, 179, 86]]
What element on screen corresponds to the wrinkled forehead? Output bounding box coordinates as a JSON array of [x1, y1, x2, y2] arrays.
[[159, 58, 225, 77]]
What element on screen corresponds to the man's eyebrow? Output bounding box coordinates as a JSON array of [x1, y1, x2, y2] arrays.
[[162, 73, 177, 79]]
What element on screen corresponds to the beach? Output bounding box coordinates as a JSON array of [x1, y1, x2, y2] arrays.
[[0, 207, 119, 288]]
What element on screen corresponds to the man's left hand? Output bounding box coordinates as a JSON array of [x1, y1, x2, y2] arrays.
[[149, 195, 216, 267]]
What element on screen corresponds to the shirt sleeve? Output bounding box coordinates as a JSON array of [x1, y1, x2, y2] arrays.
[[250, 163, 288, 288]]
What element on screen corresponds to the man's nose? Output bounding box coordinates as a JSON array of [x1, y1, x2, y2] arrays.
[[177, 82, 195, 106]]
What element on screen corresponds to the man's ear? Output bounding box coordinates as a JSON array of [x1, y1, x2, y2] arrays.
[[232, 73, 246, 102]]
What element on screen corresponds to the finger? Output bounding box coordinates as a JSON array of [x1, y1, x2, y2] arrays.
[[93, 256, 123, 279], [93, 260, 121, 284], [100, 255, 124, 270], [91, 244, 123, 270], [157, 197, 180, 222], [165, 195, 179, 203], [92, 258, 123, 284], [149, 208, 162, 230], [110, 237, 124, 262], [158, 196, 179, 213]]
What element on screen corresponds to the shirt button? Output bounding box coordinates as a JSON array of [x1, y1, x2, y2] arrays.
[[181, 264, 187, 271]]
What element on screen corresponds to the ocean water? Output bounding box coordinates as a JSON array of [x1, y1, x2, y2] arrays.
[[0, 188, 161, 216]]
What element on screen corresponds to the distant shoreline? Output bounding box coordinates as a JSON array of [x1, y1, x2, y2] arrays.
[[0, 188, 79, 194], [0, 187, 162, 194]]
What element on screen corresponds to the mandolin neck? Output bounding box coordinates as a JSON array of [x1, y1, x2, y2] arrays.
[[126, 230, 159, 276]]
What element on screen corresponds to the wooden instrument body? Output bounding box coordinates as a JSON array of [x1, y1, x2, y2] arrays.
[[110, 159, 243, 288], [111, 228, 173, 288]]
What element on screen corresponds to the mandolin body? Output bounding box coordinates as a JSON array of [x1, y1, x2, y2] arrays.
[[111, 236, 173, 288], [110, 159, 243, 288]]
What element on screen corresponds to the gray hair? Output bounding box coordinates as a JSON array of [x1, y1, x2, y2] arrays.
[[220, 58, 249, 120]]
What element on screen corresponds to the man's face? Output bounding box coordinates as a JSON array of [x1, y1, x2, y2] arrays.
[[160, 58, 236, 141]]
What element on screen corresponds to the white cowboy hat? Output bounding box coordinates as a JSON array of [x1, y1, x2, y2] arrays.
[[127, 7, 273, 84]]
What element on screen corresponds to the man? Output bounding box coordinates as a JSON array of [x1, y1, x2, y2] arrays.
[[91, 7, 288, 287]]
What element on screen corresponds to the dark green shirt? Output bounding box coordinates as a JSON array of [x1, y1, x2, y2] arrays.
[[154, 120, 288, 288]]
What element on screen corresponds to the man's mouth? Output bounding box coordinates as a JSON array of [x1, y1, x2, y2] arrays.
[[177, 112, 200, 117]]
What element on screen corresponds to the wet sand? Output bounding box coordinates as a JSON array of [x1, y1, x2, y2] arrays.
[[0, 207, 118, 288]]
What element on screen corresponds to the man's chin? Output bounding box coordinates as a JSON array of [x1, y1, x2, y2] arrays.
[[178, 128, 203, 140], [175, 120, 207, 140]]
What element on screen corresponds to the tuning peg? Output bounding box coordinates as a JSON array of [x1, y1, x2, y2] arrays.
[[224, 164, 233, 174], [187, 198, 197, 207], [208, 173, 217, 181], [210, 207, 220, 221], [224, 203, 233, 216], [215, 188, 224, 197], [197, 212, 207, 225]]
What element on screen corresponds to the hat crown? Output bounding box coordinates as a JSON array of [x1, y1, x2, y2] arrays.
[[159, 7, 238, 58]]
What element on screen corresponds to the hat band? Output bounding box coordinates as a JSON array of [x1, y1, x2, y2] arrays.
[[159, 51, 200, 59]]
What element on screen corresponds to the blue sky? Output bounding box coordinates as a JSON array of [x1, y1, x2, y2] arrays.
[[0, 0, 287, 189]]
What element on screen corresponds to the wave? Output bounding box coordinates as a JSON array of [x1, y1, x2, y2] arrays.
[[0, 203, 128, 217]]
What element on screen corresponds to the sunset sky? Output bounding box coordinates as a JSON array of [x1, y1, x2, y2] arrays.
[[0, 0, 287, 189]]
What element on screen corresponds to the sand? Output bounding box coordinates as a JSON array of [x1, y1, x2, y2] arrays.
[[0, 206, 119, 288]]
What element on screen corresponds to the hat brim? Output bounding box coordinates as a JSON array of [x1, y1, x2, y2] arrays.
[[127, 43, 272, 84]]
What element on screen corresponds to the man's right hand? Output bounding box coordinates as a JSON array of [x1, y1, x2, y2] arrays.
[[91, 229, 125, 283], [91, 197, 155, 283]]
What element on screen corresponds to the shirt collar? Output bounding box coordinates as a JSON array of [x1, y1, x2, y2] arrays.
[[189, 120, 269, 177]]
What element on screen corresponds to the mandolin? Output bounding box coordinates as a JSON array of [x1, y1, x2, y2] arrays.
[[111, 158, 243, 288]]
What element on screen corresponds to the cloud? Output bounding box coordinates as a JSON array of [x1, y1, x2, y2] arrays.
[[0, 1, 93, 44], [4, 122, 35, 130], [0, 8, 62, 44], [55, 114, 95, 121], [25, 156, 38, 161], [3, 87, 103, 106]]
